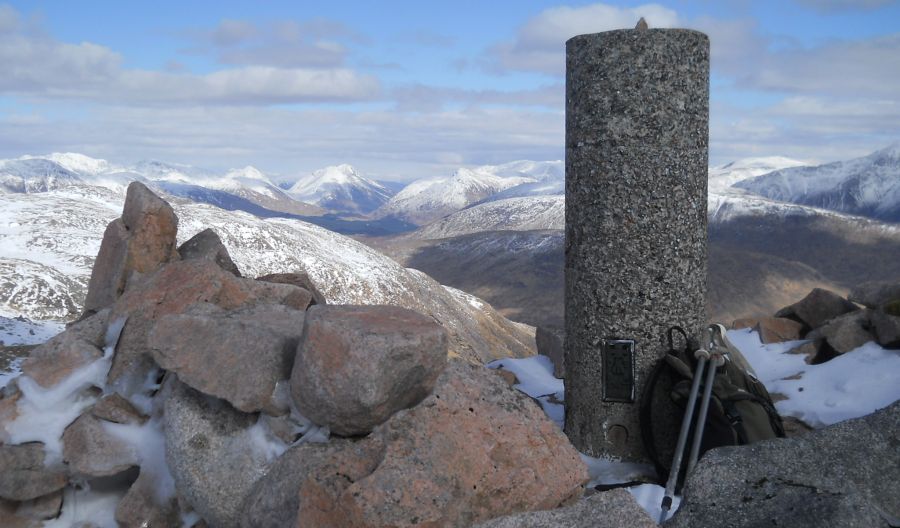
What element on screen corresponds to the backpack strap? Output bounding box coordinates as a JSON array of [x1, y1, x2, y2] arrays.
[[640, 325, 696, 482]]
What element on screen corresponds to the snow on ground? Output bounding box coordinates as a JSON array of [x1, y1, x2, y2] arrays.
[[0, 313, 65, 346], [489, 329, 900, 522], [729, 328, 900, 427]]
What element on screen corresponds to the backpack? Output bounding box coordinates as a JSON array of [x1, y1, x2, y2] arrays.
[[640, 325, 786, 485]]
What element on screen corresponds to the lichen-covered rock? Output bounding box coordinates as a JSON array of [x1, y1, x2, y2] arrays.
[[164, 377, 283, 528], [775, 288, 858, 331], [177, 228, 242, 277], [474, 489, 656, 528], [291, 305, 448, 436], [296, 360, 588, 527], [149, 303, 304, 415], [668, 401, 900, 528], [0, 444, 67, 502]]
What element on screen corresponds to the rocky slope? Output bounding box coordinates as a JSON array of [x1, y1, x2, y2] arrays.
[[0, 186, 534, 364]]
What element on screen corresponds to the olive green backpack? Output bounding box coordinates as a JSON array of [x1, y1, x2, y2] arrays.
[[640, 326, 786, 484]]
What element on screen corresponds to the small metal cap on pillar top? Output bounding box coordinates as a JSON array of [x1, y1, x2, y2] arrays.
[[563, 25, 709, 463]]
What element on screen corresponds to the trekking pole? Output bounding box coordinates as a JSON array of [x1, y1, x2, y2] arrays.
[[685, 332, 727, 476], [658, 345, 709, 524]]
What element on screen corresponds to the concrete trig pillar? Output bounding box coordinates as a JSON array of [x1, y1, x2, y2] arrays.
[[564, 22, 709, 462]]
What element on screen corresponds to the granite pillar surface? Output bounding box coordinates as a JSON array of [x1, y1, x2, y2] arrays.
[[564, 28, 709, 462]]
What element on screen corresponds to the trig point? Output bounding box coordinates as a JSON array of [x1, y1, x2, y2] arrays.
[[564, 23, 709, 462]]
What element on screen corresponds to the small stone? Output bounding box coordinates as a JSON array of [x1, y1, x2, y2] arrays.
[[732, 317, 804, 344], [493, 368, 518, 386], [91, 393, 146, 425], [178, 228, 242, 277], [0, 444, 67, 502], [62, 412, 138, 478], [291, 305, 449, 436], [635, 17, 649, 30]]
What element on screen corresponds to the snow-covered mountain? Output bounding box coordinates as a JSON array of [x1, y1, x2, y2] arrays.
[[413, 196, 564, 239], [287, 164, 395, 215], [734, 145, 900, 222], [708, 156, 807, 193], [0, 185, 534, 363], [377, 161, 555, 225], [0, 158, 84, 194]]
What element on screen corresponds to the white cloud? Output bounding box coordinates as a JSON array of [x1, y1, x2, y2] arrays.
[[489, 3, 680, 74], [0, 104, 563, 180], [0, 7, 379, 105]]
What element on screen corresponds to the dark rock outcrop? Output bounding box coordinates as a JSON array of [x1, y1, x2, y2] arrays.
[[775, 288, 858, 331], [177, 228, 241, 277]]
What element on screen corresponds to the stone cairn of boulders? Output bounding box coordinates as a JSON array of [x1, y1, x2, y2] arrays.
[[732, 284, 900, 362], [0, 183, 590, 527]]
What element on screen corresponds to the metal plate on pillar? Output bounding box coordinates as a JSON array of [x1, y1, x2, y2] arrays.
[[602, 339, 635, 403]]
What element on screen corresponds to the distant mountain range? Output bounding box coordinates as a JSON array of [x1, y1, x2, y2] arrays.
[[734, 144, 900, 222], [3, 145, 899, 329], [371, 146, 900, 328]]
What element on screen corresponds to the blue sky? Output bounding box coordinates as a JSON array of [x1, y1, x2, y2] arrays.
[[1, 0, 898, 181]]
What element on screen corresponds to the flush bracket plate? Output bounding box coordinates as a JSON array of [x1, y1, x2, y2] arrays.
[[602, 339, 636, 403]]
